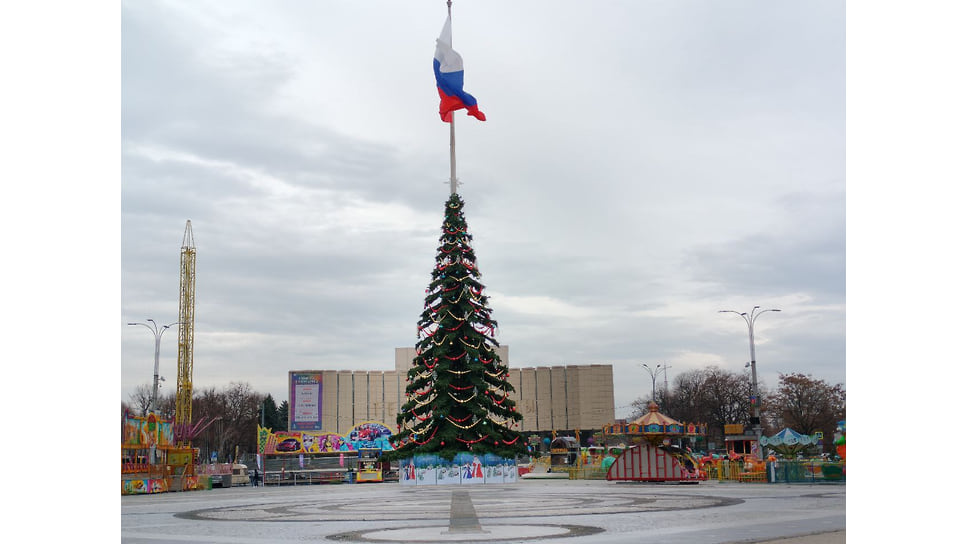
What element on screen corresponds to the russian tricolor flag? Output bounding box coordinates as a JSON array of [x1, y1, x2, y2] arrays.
[[433, 14, 485, 122]]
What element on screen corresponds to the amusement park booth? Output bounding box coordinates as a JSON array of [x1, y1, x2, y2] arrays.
[[723, 423, 758, 457], [255, 421, 397, 485], [356, 448, 385, 483], [122, 411, 207, 494], [603, 402, 707, 482], [549, 436, 580, 467]]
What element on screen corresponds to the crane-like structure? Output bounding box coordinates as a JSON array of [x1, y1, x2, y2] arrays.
[[175, 220, 196, 446]]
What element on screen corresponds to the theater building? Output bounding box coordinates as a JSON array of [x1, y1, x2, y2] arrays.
[[287, 346, 615, 436]]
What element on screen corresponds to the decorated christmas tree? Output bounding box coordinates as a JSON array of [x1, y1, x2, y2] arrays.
[[389, 193, 525, 461]]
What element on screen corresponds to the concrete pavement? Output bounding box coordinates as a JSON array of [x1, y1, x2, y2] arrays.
[[121, 479, 845, 543], [754, 532, 845, 544]]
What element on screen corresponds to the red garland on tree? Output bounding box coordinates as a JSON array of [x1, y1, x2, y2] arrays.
[[388, 194, 525, 462]]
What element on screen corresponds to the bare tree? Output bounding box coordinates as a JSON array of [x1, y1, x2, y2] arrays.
[[662, 368, 711, 424], [192, 387, 229, 461], [223, 381, 261, 458], [702, 366, 753, 431], [156, 391, 177, 421], [627, 395, 657, 420], [128, 384, 152, 416], [629, 365, 768, 447], [764, 373, 845, 452], [125, 381, 286, 462]]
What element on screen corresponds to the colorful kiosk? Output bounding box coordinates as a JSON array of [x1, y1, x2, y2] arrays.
[[723, 423, 758, 458], [603, 402, 707, 482], [549, 436, 581, 467], [122, 411, 206, 494], [357, 448, 385, 483], [255, 421, 397, 484]]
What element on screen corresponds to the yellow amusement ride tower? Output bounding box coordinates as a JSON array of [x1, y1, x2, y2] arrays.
[[167, 220, 202, 490], [175, 220, 196, 442]]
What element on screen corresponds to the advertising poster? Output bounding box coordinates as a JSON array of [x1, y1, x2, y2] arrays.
[[121, 478, 169, 495], [289, 371, 323, 431], [258, 422, 395, 455], [122, 411, 174, 447]]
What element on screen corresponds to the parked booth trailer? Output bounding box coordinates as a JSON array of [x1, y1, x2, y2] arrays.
[[356, 448, 384, 483]]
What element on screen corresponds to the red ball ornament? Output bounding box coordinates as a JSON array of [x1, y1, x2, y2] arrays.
[[441, 441, 446, 446], [495, 441, 499, 445]]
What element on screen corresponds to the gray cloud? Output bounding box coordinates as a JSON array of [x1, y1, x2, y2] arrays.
[[121, 1, 845, 417], [683, 189, 845, 302]]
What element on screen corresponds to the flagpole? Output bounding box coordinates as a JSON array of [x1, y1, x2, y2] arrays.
[[450, 119, 457, 195], [447, 0, 457, 196]]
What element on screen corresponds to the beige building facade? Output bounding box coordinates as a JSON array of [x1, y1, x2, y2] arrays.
[[290, 347, 615, 434]]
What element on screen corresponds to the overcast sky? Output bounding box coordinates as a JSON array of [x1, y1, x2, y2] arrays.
[[118, 0, 847, 418]]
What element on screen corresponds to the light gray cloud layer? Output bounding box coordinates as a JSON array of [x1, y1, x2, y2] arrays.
[[121, 1, 845, 417]]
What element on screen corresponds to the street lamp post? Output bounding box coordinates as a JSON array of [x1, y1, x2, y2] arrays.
[[642, 364, 669, 403], [128, 318, 180, 414], [720, 306, 781, 459]]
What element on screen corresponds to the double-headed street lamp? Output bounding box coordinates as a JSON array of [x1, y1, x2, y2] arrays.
[[719, 306, 781, 458], [642, 363, 670, 403], [128, 318, 180, 414]]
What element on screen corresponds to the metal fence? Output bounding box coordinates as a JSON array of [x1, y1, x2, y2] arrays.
[[567, 467, 609, 480], [706, 460, 845, 484], [711, 460, 767, 482], [770, 460, 845, 484], [233, 453, 404, 486]]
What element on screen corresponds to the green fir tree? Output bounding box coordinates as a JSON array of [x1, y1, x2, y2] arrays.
[[260, 394, 281, 431], [389, 194, 525, 461]]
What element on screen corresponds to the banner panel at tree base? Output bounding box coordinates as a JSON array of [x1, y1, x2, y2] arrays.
[[399, 453, 517, 485]]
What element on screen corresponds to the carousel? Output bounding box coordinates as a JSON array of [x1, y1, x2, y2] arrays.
[[603, 401, 707, 482], [760, 427, 819, 457]]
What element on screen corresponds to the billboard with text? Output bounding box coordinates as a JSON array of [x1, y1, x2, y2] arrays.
[[289, 371, 323, 431]]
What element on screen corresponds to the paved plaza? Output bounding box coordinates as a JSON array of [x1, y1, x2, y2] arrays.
[[121, 479, 844, 543]]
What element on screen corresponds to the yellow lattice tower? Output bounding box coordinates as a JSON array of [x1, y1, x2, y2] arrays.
[[175, 220, 196, 445]]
